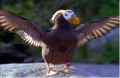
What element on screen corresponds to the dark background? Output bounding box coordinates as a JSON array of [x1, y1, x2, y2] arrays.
[[0, 0, 119, 64]]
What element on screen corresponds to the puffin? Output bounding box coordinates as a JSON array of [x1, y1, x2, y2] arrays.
[[0, 9, 119, 76]]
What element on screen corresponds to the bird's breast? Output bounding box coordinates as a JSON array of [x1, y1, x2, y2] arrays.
[[44, 29, 77, 44], [43, 29, 78, 52]]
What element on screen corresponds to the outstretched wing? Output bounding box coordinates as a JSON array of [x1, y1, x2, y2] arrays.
[[0, 10, 46, 47], [74, 16, 119, 47]]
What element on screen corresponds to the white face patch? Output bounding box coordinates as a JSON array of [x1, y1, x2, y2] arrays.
[[50, 10, 75, 23], [62, 10, 75, 20]]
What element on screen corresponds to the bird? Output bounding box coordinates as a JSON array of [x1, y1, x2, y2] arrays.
[[0, 9, 119, 76]]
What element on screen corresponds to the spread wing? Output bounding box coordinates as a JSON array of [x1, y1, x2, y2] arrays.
[[74, 16, 119, 47], [0, 10, 46, 47]]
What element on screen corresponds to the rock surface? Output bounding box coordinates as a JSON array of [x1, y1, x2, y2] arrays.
[[0, 63, 119, 78]]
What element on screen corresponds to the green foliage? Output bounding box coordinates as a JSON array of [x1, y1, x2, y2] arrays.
[[0, 0, 119, 63]]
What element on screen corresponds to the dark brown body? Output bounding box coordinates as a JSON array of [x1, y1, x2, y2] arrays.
[[42, 28, 78, 64], [42, 14, 78, 64]]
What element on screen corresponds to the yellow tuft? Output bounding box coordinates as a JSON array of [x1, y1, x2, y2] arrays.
[[50, 10, 65, 23]]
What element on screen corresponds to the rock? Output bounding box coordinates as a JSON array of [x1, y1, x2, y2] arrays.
[[0, 63, 118, 77]]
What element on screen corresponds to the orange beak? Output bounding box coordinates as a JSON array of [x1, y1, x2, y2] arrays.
[[69, 15, 80, 24]]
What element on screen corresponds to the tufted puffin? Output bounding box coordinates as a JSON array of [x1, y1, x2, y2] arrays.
[[0, 9, 119, 76]]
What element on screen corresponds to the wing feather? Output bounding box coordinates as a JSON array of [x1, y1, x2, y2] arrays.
[[0, 10, 46, 47], [74, 16, 119, 47]]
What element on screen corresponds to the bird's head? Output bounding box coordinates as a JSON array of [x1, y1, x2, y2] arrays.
[[51, 10, 80, 25]]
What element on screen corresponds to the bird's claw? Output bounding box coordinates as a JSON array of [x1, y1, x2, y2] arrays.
[[62, 66, 76, 73], [63, 68, 72, 73], [46, 69, 58, 76], [46, 64, 76, 76]]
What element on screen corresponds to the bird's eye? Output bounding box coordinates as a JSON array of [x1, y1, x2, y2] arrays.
[[67, 11, 72, 13], [65, 14, 68, 16]]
